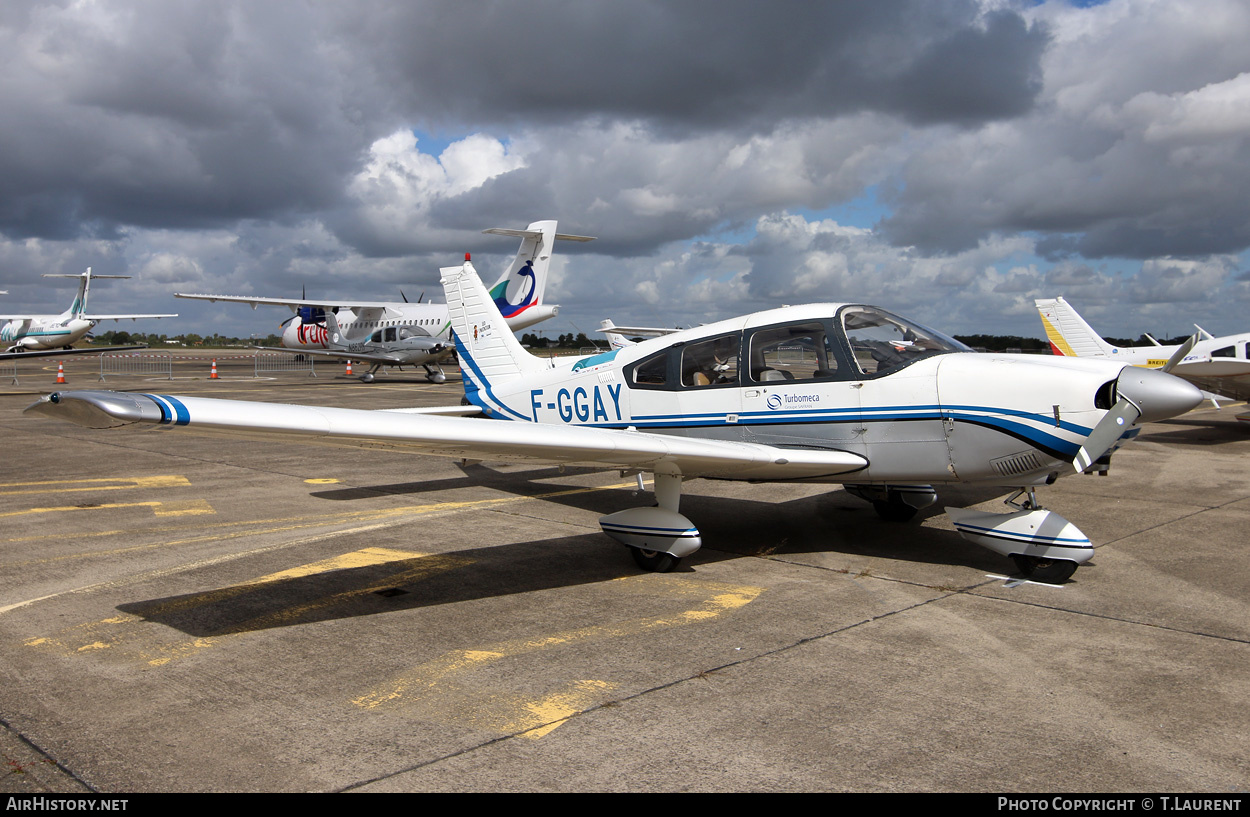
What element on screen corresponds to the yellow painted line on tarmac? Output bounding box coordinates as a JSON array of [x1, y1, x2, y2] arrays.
[[153, 499, 215, 517], [0, 475, 192, 496], [352, 574, 763, 739], [22, 545, 473, 666], [4, 480, 644, 567], [0, 499, 215, 519], [304, 478, 340, 484], [517, 680, 618, 739], [3, 479, 646, 619]]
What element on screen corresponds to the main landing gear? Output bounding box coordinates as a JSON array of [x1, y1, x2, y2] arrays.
[[599, 472, 701, 573]]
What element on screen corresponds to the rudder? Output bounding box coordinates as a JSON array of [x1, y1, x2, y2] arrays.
[[1035, 297, 1117, 358]]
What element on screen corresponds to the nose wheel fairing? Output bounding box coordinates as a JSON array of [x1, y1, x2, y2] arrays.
[[945, 505, 1093, 567]]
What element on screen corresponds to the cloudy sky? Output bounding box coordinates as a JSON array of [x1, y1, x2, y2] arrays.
[[2, 0, 1249, 342]]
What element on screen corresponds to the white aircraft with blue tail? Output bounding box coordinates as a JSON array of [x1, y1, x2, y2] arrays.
[[28, 260, 1203, 583]]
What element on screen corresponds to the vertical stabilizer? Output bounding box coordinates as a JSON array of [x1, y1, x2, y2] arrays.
[[1034, 297, 1117, 358], [481, 220, 594, 330], [442, 259, 547, 417], [599, 319, 634, 350], [44, 268, 131, 319]]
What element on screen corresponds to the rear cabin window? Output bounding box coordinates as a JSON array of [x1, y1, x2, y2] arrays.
[[679, 335, 739, 388], [631, 350, 670, 387]]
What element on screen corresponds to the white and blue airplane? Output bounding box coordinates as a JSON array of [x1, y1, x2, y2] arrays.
[[1037, 296, 1250, 423], [175, 220, 593, 382], [1, 268, 176, 353], [29, 260, 1203, 583]]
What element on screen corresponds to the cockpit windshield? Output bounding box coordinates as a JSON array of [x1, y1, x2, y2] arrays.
[[839, 306, 970, 376]]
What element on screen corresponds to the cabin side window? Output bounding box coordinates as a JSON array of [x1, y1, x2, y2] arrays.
[[840, 306, 966, 377], [630, 349, 671, 388], [746, 321, 838, 383], [680, 334, 739, 388]]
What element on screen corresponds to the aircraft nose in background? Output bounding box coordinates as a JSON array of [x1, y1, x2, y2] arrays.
[[1116, 366, 1204, 423]]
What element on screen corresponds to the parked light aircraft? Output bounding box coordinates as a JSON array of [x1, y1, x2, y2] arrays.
[[597, 319, 680, 350], [1037, 297, 1250, 422], [175, 221, 593, 382], [29, 258, 1204, 584], [1, 269, 176, 352]]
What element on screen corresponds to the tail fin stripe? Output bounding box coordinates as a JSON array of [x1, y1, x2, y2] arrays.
[[453, 332, 529, 421]]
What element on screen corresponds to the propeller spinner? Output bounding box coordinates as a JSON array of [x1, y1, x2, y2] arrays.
[[1074, 364, 1202, 472]]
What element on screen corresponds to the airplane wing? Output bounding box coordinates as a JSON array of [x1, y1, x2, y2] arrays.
[[26, 390, 868, 481], [174, 293, 412, 313], [596, 324, 681, 338], [0, 345, 148, 361], [81, 314, 178, 321]]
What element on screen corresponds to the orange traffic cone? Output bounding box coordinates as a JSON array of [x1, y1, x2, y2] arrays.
[[210, 359, 219, 379], [56, 362, 66, 384], [345, 360, 353, 376]]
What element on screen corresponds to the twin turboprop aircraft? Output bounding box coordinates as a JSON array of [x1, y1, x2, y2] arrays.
[[1, 268, 176, 354], [175, 221, 593, 382], [29, 259, 1203, 583], [1037, 296, 1250, 422]]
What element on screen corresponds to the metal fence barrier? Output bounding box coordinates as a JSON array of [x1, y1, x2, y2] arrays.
[[2, 361, 16, 385], [254, 353, 317, 377], [98, 354, 173, 381], [775, 344, 809, 365]]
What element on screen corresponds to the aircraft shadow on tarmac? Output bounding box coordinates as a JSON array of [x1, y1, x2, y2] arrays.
[[117, 533, 660, 638], [311, 462, 1013, 576], [1141, 416, 1249, 447], [116, 503, 1004, 640], [117, 471, 1034, 639]]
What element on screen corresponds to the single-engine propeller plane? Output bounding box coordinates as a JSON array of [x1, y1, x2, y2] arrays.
[[175, 220, 593, 383], [28, 260, 1203, 583]]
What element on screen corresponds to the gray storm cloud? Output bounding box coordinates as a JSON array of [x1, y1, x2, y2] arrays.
[[1, 0, 1248, 339]]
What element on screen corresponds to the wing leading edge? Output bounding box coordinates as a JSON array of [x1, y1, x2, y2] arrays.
[[25, 390, 868, 480]]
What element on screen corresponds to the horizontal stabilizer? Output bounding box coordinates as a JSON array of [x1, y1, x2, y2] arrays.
[[482, 228, 595, 242]]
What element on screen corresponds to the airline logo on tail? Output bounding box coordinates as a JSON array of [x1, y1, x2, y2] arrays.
[[490, 260, 538, 319]]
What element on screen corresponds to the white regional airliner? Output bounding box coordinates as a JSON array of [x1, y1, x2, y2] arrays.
[[175, 220, 593, 382], [1, 269, 175, 352]]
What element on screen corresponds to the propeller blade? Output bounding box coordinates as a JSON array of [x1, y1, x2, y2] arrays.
[[1161, 334, 1197, 373], [400, 289, 409, 303], [1074, 398, 1141, 472]]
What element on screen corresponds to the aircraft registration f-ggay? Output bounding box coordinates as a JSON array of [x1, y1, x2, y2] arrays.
[[174, 220, 593, 383], [1, 268, 176, 353], [29, 261, 1202, 584], [1037, 296, 1250, 424]]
